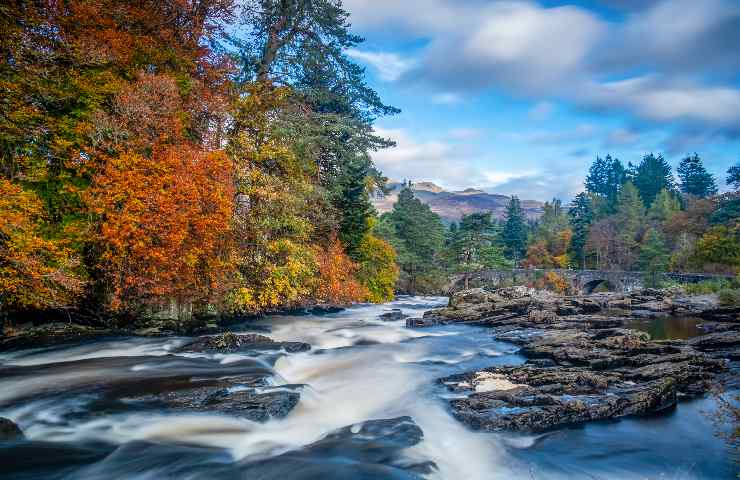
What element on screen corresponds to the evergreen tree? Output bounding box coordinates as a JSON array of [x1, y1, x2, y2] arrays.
[[647, 188, 681, 225], [677, 153, 717, 198], [448, 213, 510, 281], [336, 157, 373, 259], [568, 192, 594, 269], [728, 161, 740, 190], [502, 196, 527, 264], [613, 182, 645, 269], [632, 153, 675, 207], [585, 155, 626, 215], [639, 228, 670, 287], [384, 183, 445, 292]]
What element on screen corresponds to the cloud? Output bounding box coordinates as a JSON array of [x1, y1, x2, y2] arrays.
[[346, 0, 740, 139], [605, 128, 641, 147], [448, 128, 483, 140], [501, 124, 597, 145], [431, 92, 463, 105], [345, 48, 415, 81], [528, 101, 555, 121]]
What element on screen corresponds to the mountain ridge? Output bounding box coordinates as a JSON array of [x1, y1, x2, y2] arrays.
[[372, 181, 544, 223]]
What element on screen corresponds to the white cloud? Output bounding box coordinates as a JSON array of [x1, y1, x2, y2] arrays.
[[528, 101, 555, 121], [345, 48, 416, 82], [605, 128, 641, 147], [448, 128, 483, 140], [431, 92, 463, 105]]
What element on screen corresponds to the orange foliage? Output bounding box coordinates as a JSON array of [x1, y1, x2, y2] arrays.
[[0, 180, 83, 311], [91, 146, 235, 313], [314, 239, 369, 305]]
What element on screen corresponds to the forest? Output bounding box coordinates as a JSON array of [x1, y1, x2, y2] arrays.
[[2, 1, 739, 324], [0, 0, 399, 323], [378, 154, 740, 294]]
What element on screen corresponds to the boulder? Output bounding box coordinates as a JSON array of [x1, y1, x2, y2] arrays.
[[179, 333, 310, 354], [379, 309, 410, 322], [0, 418, 24, 441]]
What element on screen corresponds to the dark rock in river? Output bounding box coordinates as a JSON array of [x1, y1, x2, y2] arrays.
[[441, 366, 677, 432], [0, 418, 24, 441], [425, 286, 737, 433], [179, 332, 311, 354], [379, 309, 410, 322]]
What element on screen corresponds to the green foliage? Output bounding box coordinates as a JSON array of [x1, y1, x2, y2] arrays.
[[639, 228, 670, 287], [683, 279, 735, 295], [585, 155, 626, 215], [379, 184, 446, 293], [647, 188, 681, 225], [502, 196, 528, 263], [446, 213, 511, 274], [727, 162, 740, 190], [631, 153, 675, 207], [336, 157, 373, 259], [710, 195, 740, 225], [568, 192, 593, 268], [677, 153, 717, 198], [718, 289, 740, 306], [613, 182, 645, 269], [356, 231, 399, 303]]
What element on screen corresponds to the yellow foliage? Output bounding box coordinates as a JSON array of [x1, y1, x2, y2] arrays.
[[356, 233, 399, 303]]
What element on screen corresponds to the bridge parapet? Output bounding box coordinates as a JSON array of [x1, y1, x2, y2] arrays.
[[449, 269, 734, 294]]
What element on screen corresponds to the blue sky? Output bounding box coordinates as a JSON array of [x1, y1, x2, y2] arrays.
[[342, 0, 740, 201]]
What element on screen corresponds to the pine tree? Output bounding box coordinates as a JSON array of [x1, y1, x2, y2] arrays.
[[613, 182, 645, 269], [639, 228, 670, 287], [385, 183, 445, 292], [585, 155, 626, 215], [502, 196, 527, 264], [568, 192, 593, 269], [728, 161, 740, 190], [677, 153, 718, 198], [336, 157, 373, 259], [632, 153, 675, 207], [647, 188, 681, 225]]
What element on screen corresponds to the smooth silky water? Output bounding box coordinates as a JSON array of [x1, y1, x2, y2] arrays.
[[0, 297, 734, 479]]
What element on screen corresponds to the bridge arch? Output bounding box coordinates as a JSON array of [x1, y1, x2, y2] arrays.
[[582, 279, 616, 294]]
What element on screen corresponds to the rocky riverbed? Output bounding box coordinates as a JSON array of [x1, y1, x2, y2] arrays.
[[414, 287, 739, 433]]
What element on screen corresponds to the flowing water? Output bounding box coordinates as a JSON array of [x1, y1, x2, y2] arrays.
[[0, 297, 734, 479]]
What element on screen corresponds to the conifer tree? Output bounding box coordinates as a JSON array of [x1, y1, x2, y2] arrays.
[[585, 155, 626, 215], [727, 161, 740, 190], [677, 154, 717, 198], [337, 157, 373, 259], [647, 188, 681, 225], [502, 196, 527, 264], [632, 153, 675, 207], [640, 228, 670, 287], [568, 192, 594, 269], [613, 182, 645, 269]]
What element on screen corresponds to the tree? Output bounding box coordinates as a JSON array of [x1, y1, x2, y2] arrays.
[[356, 231, 399, 303], [336, 157, 373, 259], [691, 225, 740, 274], [524, 199, 571, 268], [448, 213, 510, 285], [383, 184, 445, 293], [647, 188, 681, 226], [585, 155, 626, 215], [613, 182, 645, 269], [677, 154, 718, 198], [502, 196, 528, 264], [727, 162, 740, 190], [568, 192, 594, 268], [632, 153, 675, 207], [639, 228, 670, 287]]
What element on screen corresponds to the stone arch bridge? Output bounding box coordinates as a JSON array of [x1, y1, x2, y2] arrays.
[[448, 269, 734, 294]]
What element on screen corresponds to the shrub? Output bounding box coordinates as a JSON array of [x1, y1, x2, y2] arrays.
[[718, 289, 740, 306]]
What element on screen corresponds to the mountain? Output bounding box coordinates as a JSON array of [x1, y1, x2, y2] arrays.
[[372, 181, 544, 223]]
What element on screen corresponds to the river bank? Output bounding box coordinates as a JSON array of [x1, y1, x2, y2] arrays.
[[0, 293, 736, 478]]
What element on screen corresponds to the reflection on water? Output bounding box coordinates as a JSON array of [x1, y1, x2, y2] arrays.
[[0, 297, 735, 479], [624, 316, 705, 340]]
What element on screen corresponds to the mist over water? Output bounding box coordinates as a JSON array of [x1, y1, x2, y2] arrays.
[[0, 297, 733, 479]]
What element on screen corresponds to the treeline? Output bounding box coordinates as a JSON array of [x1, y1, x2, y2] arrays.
[[0, 1, 399, 323], [378, 155, 740, 293]]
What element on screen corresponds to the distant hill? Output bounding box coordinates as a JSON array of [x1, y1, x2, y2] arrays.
[[372, 181, 544, 223]]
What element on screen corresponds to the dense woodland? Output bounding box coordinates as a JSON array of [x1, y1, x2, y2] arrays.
[[378, 155, 740, 294], [0, 0, 399, 323], [1, 1, 739, 324]]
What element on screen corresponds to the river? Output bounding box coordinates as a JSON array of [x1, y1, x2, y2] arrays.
[[0, 297, 734, 479]]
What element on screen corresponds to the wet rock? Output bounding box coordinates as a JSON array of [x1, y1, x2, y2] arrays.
[[379, 309, 410, 322], [0, 418, 24, 441], [203, 388, 301, 422], [180, 332, 310, 354], [688, 331, 740, 352], [0, 323, 120, 352], [441, 366, 677, 432]]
